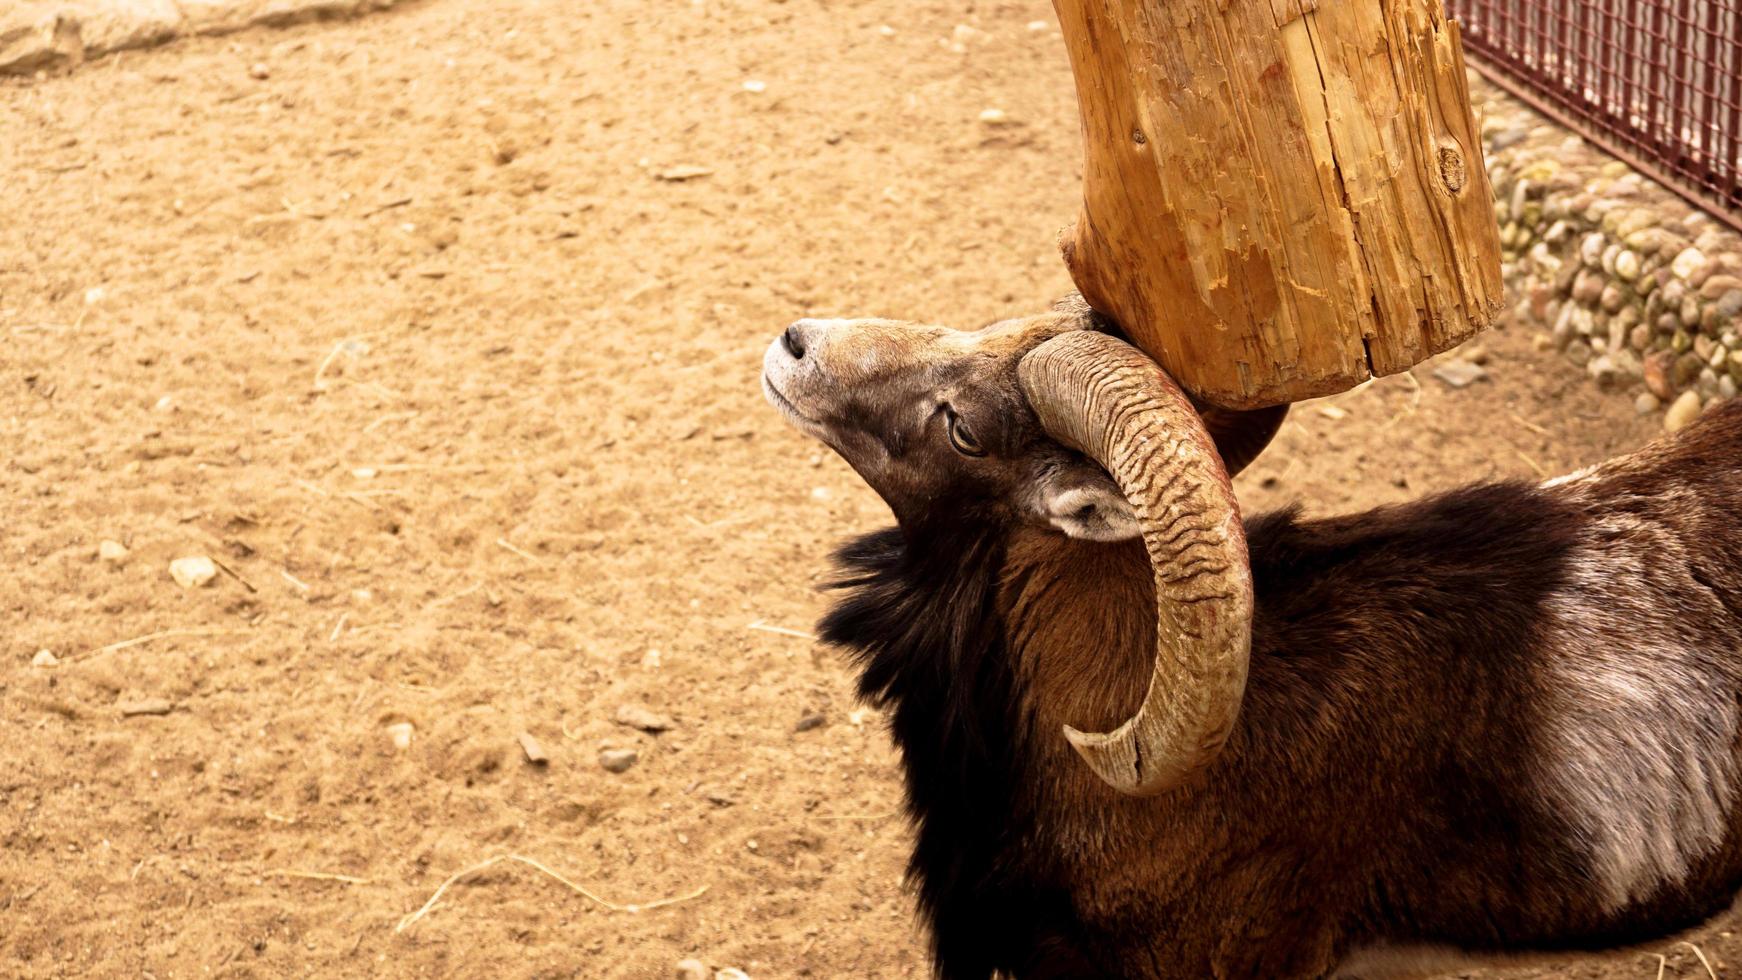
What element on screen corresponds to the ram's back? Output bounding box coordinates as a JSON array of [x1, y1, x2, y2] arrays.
[[1228, 399, 1742, 952]]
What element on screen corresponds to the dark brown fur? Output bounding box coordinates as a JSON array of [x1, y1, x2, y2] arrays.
[[822, 400, 1742, 979]]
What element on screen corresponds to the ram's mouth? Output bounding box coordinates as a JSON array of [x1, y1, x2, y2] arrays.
[[762, 374, 827, 433]]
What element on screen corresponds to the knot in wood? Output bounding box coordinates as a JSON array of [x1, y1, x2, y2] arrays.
[[1437, 143, 1467, 194]]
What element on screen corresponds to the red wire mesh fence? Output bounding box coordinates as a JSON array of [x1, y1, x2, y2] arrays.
[[1445, 0, 1742, 230]]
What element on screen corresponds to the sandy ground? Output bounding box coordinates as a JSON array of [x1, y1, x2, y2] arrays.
[[1, 1, 1734, 977]]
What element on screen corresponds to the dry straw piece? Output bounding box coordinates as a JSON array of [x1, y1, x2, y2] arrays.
[[395, 854, 709, 933], [81, 627, 251, 661], [269, 869, 371, 885]]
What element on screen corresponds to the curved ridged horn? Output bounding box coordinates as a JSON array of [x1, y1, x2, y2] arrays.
[[1017, 331, 1254, 796]]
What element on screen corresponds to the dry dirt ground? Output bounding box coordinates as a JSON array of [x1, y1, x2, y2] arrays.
[[0, 1, 1733, 977]]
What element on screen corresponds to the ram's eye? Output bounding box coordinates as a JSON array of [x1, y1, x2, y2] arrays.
[[945, 407, 986, 457]]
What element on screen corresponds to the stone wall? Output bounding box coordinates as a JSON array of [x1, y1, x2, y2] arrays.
[[1472, 76, 1742, 431]]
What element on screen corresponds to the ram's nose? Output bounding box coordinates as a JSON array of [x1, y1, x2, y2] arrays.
[[780, 322, 808, 359]]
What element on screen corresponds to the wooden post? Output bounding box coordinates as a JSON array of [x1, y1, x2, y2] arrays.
[[1053, 0, 1504, 409]]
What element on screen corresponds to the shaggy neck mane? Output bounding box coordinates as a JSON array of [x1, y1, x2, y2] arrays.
[[820, 520, 1090, 980]]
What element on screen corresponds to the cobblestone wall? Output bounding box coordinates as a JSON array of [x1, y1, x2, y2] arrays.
[[1473, 76, 1742, 431]]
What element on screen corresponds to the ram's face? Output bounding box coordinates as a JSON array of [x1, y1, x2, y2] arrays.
[[761, 307, 1141, 540]]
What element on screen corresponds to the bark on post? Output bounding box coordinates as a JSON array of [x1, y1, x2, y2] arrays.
[[1052, 0, 1504, 409]]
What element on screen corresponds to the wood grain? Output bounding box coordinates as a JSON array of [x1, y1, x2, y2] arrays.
[[1052, 0, 1504, 409]]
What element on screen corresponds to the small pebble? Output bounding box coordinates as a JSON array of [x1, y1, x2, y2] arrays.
[[794, 712, 826, 732], [386, 722, 415, 750], [715, 970, 750, 980], [657, 165, 714, 182], [169, 556, 218, 589], [741, 79, 766, 93], [978, 108, 1012, 126], [351, 467, 377, 480], [1665, 390, 1704, 432], [32, 649, 59, 668], [1431, 359, 1488, 389], [600, 748, 639, 773], [517, 732, 549, 765], [119, 698, 174, 717], [1634, 392, 1661, 415], [98, 539, 129, 563], [615, 704, 675, 732], [1316, 405, 1348, 420], [674, 960, 708, 980], [248, 62, 270, 80]]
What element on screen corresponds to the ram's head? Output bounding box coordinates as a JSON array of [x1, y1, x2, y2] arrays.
[[762, 298, 1286, 795]]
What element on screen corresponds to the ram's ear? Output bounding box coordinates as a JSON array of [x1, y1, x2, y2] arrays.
[[1026, 460, 1139, 542]]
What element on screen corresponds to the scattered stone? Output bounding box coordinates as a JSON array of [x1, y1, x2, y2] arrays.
[[1579, 233, 1606, 268], [1722, 375, 1739, 400], [977, 108, 1013, 126], [1694, 334, 1716, 362], [1600, 243, 1620, 275], [1461, 344, 1490, 365], [1571, 270, 1604, 305], [614, 705, 675, 733], [1681, 296, 1703, 328], [1489, 126, 1529, 151], [32, 649, 59, 668], [1614, 249, 1640, 281], [1629, 324, 1652, 352], [794, 712, 827, 732], [657, 165, 714, 182], [386, 722, 414, 750], [119, 697, 173, 717], [517, 732, 549, 765], [1672, 247, 1707, 280], [1701, 275, 1742, 301], [248, 62, 269, 79], [98, 539, 129, 563], [703, 787, 736, 807], [740, 79, 766, 93], [1673, 352, 1706, 389], [715, 969, 751, 980], [1717, 290, 1742, 320], [1585, 355, 1618, 390], [1665, 390, 1704, 432], [1635, 392, 1661, 415], [600, 748, 639, 773], [169, 555, 217, 589], [1564, 339, 1593, 367], [1432, 359, 1487, 389], [1599, 284, 1626, 314], [674, 960, 709, 980]]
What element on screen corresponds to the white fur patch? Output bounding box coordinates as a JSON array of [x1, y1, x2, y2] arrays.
[[1531, 516, 1740, 914], [1539, 464, 1598, 489]]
